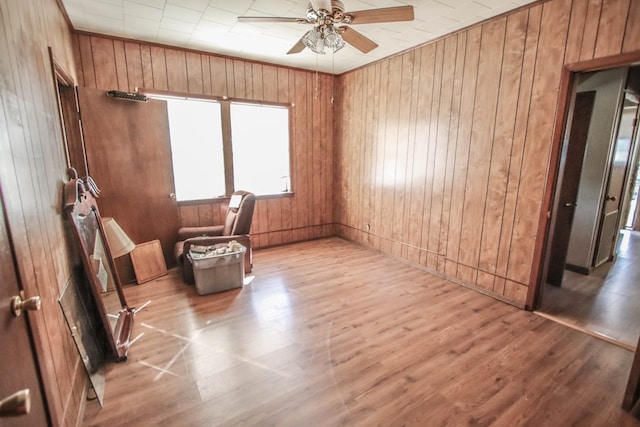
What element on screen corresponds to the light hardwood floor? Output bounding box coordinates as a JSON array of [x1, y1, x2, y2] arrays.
[[83, 238, 640, 426], [538, 230, 640, 350]]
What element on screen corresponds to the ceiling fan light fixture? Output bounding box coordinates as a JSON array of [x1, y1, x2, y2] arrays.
[[323, 25, 345, 52], [302, 28, 325, 54]]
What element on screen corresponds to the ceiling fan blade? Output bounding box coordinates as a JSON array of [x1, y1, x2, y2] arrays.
[[238, 16, 304, 23], [340, 27, 378, 53], [310, 0, 332, 13], [287, 38, 306, 55], [348, 5, 414, 24]]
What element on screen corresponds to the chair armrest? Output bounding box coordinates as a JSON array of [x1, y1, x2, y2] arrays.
[[178, 225, 224, 240]]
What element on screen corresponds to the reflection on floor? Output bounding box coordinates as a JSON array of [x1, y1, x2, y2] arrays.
[[538, 229, 640, 350]]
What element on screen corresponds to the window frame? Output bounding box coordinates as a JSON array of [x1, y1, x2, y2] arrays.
[[146, 90, 295, 203]]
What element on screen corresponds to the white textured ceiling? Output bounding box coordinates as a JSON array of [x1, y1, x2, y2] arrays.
[[61, 0, 537, 74]]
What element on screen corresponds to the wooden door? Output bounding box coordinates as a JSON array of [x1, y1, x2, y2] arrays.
[[594, 97, 639, 267], [547, 91, 596, 286], [77, 87, 179, 269], [0, 194, 49, 425]]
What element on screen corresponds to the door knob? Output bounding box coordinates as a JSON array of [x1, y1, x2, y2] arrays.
[[564, 202, 577, 207], [11, 294, 41, 317], [606, 195, 617, 201], [169, 193, 176, 200], [0, 389, 30, 417]]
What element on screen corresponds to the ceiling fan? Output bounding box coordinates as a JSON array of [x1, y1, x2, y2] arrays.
[[237, 0, 415, 55]]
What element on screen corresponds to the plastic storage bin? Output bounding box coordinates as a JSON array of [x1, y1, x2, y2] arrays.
[[189, 248, 245, 295]]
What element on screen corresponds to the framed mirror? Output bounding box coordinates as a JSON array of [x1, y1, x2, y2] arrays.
[[63, 169, 134, 361]]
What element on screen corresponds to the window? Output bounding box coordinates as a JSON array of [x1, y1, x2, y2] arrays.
[[167, 99, 225, 201], [231, 103, 290, 195], [158, 95, 291, 201]]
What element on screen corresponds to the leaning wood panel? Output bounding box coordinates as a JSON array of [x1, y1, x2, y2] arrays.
[[507, 0, 572, 285], [477, 11, 528, 283], [593, 0, 630, 58]]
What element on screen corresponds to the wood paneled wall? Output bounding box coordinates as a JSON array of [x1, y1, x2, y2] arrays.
[[0, 0, 86, 425], [335, 0, 640, 307], [74, 34, 335, 248]]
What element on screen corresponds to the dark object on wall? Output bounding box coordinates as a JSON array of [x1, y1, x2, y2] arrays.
[[59, 269, 108, 406], [105, 90, 148, 102]]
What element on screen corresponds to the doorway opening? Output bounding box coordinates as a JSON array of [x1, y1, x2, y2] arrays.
[[537, 64, 640, 350]]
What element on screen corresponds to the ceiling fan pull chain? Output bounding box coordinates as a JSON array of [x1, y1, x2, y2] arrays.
[[315, 54, 319, 101]]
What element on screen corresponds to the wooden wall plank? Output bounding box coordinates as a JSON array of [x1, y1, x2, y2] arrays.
[[209, 56, 227, 96], [186, 52, 203, 94], [401, 50, 422, 260], [419, 40, 444, 267], [165, 49, 188, 92], [91, 37, 117, 89], [593, 0, 630, 58], [252, 63, 264, 100], [458, 19, 506, 286], [233, 59, 246, 98], [477, 10, 528, 290], [408, 45, 435, 264], [150, 46, 168, 90], [391, 52, 415, 258], [507, 0, 571, 285], [124, 42, 144, 91], [113, 40, 128, 91], [622, 0, 640, 52], [564, 0, 588, 63], [428, 37, 456, 271], [439, 33, 466, 272], [78, 35, 96, 88], [579, 0, 603, 61], [140, 45, 153, 89], [201, 54, 212, 96], [495, 6, 542, 295], [445, 26, 481, 278]]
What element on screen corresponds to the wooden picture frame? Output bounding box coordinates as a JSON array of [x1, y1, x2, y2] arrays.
[[130, 240, 168, 284]]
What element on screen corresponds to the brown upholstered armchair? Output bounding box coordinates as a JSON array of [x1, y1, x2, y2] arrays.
[[174, 191, 256, 284]]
